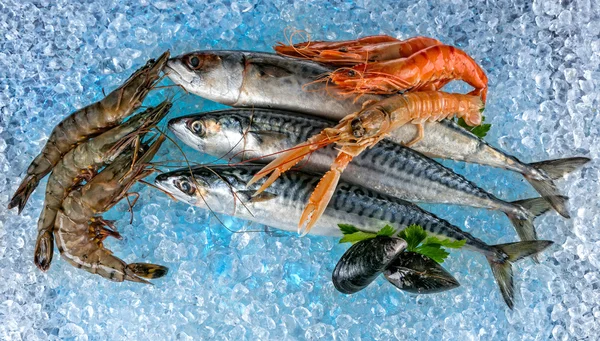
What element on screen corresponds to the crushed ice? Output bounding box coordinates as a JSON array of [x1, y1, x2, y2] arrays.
[[1, 0, 599, 340]]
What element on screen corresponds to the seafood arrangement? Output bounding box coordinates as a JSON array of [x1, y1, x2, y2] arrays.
[[9, 34, 590, 310]]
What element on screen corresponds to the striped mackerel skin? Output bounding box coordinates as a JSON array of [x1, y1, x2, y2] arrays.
[[170, 108, 522, 217], [165, 51, 537, 178], [156, 165, 496, 257]]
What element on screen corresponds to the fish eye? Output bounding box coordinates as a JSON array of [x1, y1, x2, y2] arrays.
[[174, 179, 195, 195], [190, 121, 204, 136], [189, 56, 200, 69]]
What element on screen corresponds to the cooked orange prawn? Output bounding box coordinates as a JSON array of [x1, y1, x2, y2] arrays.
[[247, 92, 484, 235], [8, 51, 170, 213], [328, 45, 488, 103], [276, 36, 442, 66], [274, 34, 399, 60], [33, 101, 171, 272], [55, 134, 167, 283]]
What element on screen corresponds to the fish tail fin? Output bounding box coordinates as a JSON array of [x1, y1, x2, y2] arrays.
[[505, 197, 553, 263], [8, 176, 38, 213], [530, 157, 590, 179], [487, 240, 553, 309], [506, 197, 553, 241], [526, 157, 590, 218]]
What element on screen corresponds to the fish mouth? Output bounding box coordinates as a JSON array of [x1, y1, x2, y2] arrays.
[[164, 59, 194, 85], [154, 174, 196, 205], [167, 117, 203, 151], [167, 116, 188, 133]]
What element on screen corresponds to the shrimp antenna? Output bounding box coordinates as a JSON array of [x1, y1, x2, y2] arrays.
[[273, 27, 316, 61], [153, 127, 266, 234], [199, 108, 257, 165], [124, 192, 141, 224], [198, 165, 269, 234], [139, 179, 177, 202]]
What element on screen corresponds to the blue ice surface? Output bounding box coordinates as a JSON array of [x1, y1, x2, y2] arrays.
[[0, 0, 599, 340]]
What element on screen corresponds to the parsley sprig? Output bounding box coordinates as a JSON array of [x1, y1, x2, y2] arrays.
[[338, 224, 465, 263]]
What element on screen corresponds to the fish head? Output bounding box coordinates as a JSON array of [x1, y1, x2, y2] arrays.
[[155, 167, 243, 212], [165, 51, 245, 105], [168, 112, 251, 158]]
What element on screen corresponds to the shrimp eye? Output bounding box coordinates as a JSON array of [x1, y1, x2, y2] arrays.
[[347, 70, 356, 77], [190, 121, 204, 136], [175, 179, 195, 195], [189, 56, 200, 69], [351, 118, 364, 138]]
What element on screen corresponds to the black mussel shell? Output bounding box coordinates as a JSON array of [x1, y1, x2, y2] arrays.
[[333, 236, 407, 294], [384, 251, 460, 294]]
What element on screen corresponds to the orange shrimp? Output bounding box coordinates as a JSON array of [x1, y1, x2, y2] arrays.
[[247, 92, 484, 235], [278, 36, 443, 66], [274, 34, 400, 60], [329, 45, 489, 103]]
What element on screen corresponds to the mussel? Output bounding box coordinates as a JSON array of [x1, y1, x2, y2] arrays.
[[332, 236, 407, 294], [384, 251, 460, 294]]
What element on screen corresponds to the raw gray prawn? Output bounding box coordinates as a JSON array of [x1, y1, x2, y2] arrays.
[[54, 134, 167, 283], [8, 51, 170, 213], [34, 100, 172, 272]]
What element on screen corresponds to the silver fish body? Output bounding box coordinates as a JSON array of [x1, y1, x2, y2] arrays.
[[168, 108, 550, 242], [166, 51, 589, 217], [154, 165, 553, 308], [156, 165, 493, 248], [165, 50, 377, 116]]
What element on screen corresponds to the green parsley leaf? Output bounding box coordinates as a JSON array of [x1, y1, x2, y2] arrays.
[[398, 224, 427, 251], [424, 236, 467, 249], [338, 223, 359, 235], [377, 225, 397, 237], [339, 231, 377, 244], [338, 223, 466, 263], [338, 225, 397, 244], [456, 115, 491, 139], [415, 244, 450, 263]]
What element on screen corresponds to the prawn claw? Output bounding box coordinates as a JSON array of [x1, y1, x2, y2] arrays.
[[252, 169, 282, 196], [298, 153, 353, 235], [248, 132, 334, 193]]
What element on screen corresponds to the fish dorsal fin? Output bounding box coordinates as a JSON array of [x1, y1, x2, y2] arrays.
[[236, 190, 278, 203]]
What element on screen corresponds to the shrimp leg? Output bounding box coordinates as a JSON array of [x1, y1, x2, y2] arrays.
[[404, 123, 425, 147]]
